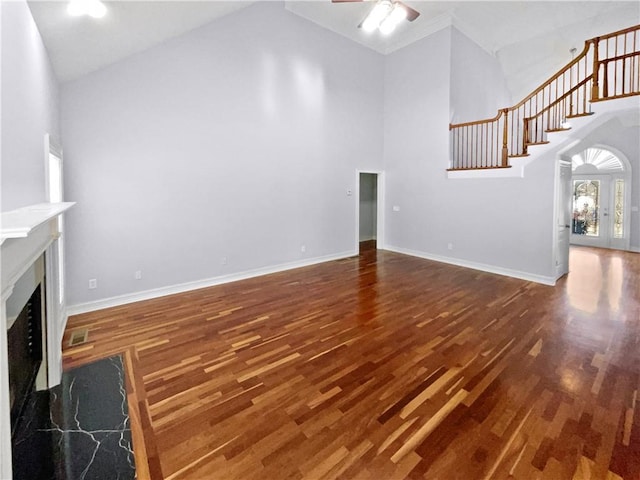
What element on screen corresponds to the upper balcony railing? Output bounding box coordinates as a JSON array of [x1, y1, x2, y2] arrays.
[[449, 25, 640, 171]]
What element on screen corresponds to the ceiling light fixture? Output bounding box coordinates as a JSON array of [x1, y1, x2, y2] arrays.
[[67, 0, 107, 19], [360, 0, 409, 35], [379, 4, 407, 35]]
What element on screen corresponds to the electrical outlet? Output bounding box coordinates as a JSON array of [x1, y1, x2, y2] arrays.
[[393, 206, 400, 212], [301, 245, 306, 253], [221, 257, 228, 265], [88, 278, 97, 289], [134, 270, 142, 280], [447, 243, 454, 251], [346, 189, 353, 196]]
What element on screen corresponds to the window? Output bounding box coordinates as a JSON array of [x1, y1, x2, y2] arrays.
[[614, 179, 624, 239], [572, 180, 600, 236]]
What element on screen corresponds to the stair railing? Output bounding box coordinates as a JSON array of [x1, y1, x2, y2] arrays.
[[593, 26, 640, 101], [508, 41, 593, 158], [449, 24, 640, 171], [449, 109, 509, 170]]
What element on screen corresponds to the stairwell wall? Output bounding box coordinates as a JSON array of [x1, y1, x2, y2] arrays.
[[450, 27, 512, 124], [384, 27, 557, 283]]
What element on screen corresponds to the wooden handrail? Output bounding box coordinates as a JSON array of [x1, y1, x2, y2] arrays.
[[600, 51, 640, 64], [524, 76, 592, 121], [510, 41, 591, 111], [590, 24, 640, 42], [450, 109, 503, 130]]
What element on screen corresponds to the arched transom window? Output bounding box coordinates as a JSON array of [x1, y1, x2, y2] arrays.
[[571, 147, 625, 173]]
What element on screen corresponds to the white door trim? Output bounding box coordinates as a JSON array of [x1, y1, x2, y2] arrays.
[[355, 170, 385, 252]]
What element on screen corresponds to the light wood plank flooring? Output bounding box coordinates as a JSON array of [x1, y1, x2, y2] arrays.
[[63, 244, 640, 479]]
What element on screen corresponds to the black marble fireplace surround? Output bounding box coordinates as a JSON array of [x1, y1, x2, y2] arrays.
[[8, 285, 43, 434], [11, 355, 136, 480]]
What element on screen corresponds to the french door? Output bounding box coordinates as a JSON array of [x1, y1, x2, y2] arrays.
[[571, 175, 626, 249]]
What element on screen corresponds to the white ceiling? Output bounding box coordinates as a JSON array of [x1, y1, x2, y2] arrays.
[[28, 1, 254, 82], [28, 0, 640, 88], [286, 1, 638, 55]]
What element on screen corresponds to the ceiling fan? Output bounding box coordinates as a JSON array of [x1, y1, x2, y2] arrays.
[[332, 0, 420, 34]]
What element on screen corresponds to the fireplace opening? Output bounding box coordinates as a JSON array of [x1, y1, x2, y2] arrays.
[[8, 284, 44, 434]]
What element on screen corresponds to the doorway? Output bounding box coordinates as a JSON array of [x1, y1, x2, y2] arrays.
[[570, 147, 631, 251], [356, 171, 384, 253]]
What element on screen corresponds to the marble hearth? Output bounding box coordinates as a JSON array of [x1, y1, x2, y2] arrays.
[[12, 355, 136, 480]]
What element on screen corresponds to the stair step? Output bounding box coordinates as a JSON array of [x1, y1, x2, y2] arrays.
[[526, 141, 550, 146], [545, 127, 571, 133], [447, 165, 512, 171], [566, 112, 595, 119], [509, 154, 530, 158], [591, 91, 640, 102]]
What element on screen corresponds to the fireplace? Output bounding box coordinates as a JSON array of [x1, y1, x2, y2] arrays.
[[1, 202, 74, 478], [8, 283, 44, 434]]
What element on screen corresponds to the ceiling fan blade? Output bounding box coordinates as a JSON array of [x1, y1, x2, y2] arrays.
[[398, 1, 420, 21]]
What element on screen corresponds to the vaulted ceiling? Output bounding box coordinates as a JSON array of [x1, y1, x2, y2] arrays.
[[28, 1, 639, 100]]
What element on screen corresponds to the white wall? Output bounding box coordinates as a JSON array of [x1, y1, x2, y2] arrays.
[[61, 2, 384, 307], [0, 1, 60, 212], [384, 27, 556, 282], [383, 28, 452, 254], [359, 173, 377, 242], [450, 27, 512, 124]]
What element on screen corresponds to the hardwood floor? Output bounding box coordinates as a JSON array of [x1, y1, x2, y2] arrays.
[[63, 245, 640, 479]]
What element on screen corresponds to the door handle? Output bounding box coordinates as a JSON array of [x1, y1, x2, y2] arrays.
[[565, 225, 570, 228]]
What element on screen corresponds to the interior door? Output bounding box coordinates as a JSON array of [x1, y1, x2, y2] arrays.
[[555, 162, 572, 279], [570, 175, 610, 248]]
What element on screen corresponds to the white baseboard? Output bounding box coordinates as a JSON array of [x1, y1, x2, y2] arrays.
[[630, 246, 640, 253], [383, 245, 557, 286], [67, 250, 357, 316]]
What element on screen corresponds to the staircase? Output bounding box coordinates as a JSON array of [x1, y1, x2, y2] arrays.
[[448, 25, 640, 172]]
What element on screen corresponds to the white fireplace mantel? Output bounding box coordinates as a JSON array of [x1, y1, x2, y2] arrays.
[[1, 202, 75, 241], [1, 201, 74, 479], [1, 203, 74, 293]]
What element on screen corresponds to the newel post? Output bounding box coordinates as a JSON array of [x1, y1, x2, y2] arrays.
[[591, 37, 600, 101], [501, 109, 509, 167]]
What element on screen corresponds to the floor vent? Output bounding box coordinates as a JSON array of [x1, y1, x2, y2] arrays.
[[68, 329, 89, 347]]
